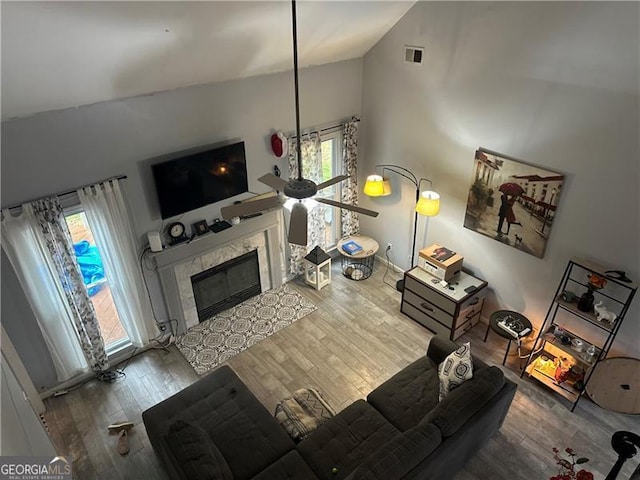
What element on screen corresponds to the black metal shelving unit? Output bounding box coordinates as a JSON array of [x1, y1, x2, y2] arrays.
[[521, 257, 637, 411]]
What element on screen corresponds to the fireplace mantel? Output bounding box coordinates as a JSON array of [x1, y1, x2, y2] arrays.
[[152, 210, 284, 334]]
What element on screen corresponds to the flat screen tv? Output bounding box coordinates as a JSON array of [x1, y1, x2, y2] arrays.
[[152, 141, 248, 219]]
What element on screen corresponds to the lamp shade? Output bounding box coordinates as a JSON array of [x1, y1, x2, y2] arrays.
[[381, 179, 392, 196], [363, 175, 392, 196], [415, 190, 440, 216]]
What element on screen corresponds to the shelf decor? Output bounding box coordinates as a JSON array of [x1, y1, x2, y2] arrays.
[[577, 273, 607, 312]]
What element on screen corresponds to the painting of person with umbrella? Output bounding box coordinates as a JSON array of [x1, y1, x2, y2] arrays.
[[497, 182, 524, 235], [464, 148, 565, 258]]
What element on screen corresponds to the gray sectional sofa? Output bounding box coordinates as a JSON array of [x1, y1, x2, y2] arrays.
[[143, 335, 517, 480]]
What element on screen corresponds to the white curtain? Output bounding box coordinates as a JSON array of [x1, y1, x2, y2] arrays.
[[78, 180, 157, 347], [1, 207, 89, 382]]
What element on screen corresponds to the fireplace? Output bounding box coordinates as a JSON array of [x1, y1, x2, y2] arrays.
[[152, 209, 284, 334], [191, 250, 261, 321]]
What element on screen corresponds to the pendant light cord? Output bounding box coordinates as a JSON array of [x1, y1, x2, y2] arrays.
[[291, 0, 303, 181]]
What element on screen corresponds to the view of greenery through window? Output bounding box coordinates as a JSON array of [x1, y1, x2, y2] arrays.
[[320, 136, 340, 247], [65, 212, 128, 350]]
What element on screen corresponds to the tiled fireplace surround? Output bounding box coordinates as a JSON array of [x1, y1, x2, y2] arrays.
[[152, 210, 285, 335]]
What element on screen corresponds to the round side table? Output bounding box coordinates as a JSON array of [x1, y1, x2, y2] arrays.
[[485, 310, 533, 367], [586, 357, 640, 414], [337, 235, 379, 281]]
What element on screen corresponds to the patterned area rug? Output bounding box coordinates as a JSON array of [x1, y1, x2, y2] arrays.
[[175, 283, 317, 375]]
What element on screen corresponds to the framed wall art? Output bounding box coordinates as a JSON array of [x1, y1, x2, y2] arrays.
[[463, 148, 564, 258]]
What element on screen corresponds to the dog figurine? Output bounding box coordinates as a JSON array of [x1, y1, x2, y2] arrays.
[[514, 234, 523, 245], [594, 301, 616, 324]]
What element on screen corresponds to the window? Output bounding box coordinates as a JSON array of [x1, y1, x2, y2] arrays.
[[318, 131, 343, 248], [64, 209, 130, 353]]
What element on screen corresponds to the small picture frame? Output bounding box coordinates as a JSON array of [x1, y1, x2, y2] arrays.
[[192, 220, 209, 236]]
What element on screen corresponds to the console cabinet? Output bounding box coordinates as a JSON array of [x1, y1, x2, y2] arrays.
[[521, 257, 637, 411], [401, 267, 488, 340]]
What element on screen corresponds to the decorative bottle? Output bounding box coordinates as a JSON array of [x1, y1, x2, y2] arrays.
[[577, 286, 595, 312]]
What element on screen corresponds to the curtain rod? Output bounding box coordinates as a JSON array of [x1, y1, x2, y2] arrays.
[[3, 175, 127, 211], [287, 115, 360, 139]]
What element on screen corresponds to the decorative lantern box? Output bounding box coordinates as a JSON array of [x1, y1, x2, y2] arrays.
[[417, 243, 464, 281], [304, 246, 331, 290]]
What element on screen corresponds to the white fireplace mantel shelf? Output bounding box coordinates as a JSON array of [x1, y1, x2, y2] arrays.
[[151, 209, 284, 334], [151, 210, 281, 270]]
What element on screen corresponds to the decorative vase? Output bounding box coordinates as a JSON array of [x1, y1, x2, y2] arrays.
[[577, 287, 595, 312]]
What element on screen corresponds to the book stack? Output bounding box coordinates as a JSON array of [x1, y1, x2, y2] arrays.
[[341, 240, 363, 255]]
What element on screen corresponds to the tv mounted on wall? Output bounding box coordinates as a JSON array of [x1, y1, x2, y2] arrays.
[[152, 141, 249, 219]]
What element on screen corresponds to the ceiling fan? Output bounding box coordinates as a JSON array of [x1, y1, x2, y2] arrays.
[[220, 0, 378, 246]]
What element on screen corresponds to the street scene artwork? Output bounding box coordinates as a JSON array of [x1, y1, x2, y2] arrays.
[[463, 148, 564, 258]]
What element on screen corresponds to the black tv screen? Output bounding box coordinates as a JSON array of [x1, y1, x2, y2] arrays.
[[152, 141, 248, 219]]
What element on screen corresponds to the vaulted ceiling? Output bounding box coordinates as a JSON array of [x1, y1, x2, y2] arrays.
[[1, 1, 415, 120]]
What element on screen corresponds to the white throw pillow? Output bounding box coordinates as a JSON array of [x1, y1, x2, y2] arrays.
[[438, 342, 473, 401]]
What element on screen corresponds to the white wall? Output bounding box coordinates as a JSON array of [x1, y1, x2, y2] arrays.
[[1, 251, 58, 391], [1, 58, 363, 389], [359, 2, 639, 356], [1, 352, 58, 456], [2, 58, 362, 237]]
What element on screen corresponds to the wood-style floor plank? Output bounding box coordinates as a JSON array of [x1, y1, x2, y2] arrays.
[[43, 260, 640, 480]]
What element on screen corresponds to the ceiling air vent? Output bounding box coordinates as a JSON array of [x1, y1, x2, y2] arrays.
[[404, 46, 424, 65]]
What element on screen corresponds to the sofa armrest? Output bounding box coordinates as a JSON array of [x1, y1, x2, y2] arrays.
[[426, 335, 459, 364], [345, 423, 442, 480]]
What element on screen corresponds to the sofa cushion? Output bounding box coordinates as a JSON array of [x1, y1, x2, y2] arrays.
[[420, 365, 505, 437], [344, 422, 442, 480], [297, 400, 400, 480], [166, 419, 233, 480], [142, 366, 294, 480], [366, 356, 440, 431], [250, 451, 319, 480], [438, 342, 473, 400]]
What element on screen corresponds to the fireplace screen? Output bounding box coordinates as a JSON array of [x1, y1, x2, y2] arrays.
[[191, 250, 261, 321]]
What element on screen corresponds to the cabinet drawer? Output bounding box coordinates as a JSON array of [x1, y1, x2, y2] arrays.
[[457, 298, 485, 326], [452, 311, 481, 341], [404, 276, 456, 315], [401, 301, 451, 337], [403, 290, 454, 328], [460, 290, 486, 312]]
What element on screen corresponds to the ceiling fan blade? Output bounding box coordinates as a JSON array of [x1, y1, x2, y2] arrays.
[[288, 202, 308, 246], [220, 196, 283, 220], [316, 175, 349, 191], [316, 198, 379, 217], [258, 173, 288, 191]]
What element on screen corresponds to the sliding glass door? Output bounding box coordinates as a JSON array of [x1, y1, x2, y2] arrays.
[[64, 210, 130, 352]]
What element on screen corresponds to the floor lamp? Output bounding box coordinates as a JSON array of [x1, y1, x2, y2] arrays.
[[364, 165, 440, 292]]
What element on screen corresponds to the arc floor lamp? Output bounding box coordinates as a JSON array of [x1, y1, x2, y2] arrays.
[[364, 165, 440, 291]]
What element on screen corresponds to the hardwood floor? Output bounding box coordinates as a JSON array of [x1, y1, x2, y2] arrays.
[[43, 260, 640, 480]]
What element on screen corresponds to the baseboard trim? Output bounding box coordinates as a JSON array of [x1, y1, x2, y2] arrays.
[[39, 341, 159, 400], [374, 254, 404, 276]]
